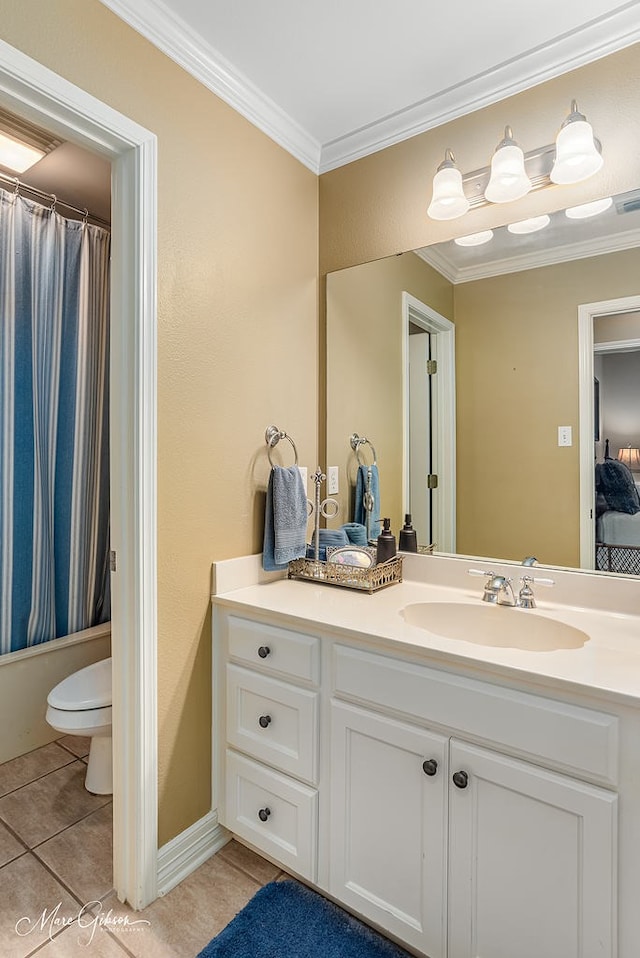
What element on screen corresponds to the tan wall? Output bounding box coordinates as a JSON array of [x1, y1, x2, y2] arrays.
[[320, 44, 640, 275], [326, 254, 453, 532], [0, 0, 319, 844], [454, 248, 640, 566]]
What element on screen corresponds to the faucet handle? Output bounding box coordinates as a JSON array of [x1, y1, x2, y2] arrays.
[[468, 568, 495, 579], [531, 576, 555, 587]]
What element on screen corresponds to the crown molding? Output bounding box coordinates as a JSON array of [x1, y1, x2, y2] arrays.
[[100, 0, 640, 176], [417, 228, 640, 285], [97, 0, 321, 172], [319, 6, 640, 172]]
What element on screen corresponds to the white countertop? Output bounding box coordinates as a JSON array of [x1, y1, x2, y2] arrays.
[[213, 559, 640, 706]]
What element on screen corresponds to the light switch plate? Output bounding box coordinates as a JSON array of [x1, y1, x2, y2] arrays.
[[558, 426, 572, 447], [328, 465, 339, 495]]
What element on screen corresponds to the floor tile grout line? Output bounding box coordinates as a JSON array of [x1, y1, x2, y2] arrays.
[[0, 813, 32, 852], [216, 853, 267, 889], [30, 797, 113, 853], [0, 748, 78, 800]]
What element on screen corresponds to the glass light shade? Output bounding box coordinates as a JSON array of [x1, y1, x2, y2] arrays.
[[551, 119, 603, 184], [565, 196, 612, 219], [427, 165, 470, 220], [507, 215, 550, 235], [0, 131, 45, 173], [484, 143, 532, 203], [618, 446, 640, 471], [454, 230, 494, 247]]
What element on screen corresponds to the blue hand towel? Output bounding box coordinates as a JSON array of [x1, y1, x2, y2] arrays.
[[306, 528, 349, 561], [341, 522, 368, 546], [262, 466, 308, 571], [354, 464, 381, 540]]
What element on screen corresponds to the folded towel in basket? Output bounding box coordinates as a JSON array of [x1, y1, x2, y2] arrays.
[[262, 466, 308, 571], [306, 528, 349, 561], [354, 464, 381, 540], [340, 522, 368, 546]]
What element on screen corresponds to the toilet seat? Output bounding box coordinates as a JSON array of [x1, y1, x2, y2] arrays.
[[46, 703, 112, 735], [47, 657, 112, 710]]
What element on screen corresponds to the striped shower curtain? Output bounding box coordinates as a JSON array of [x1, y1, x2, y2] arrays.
[[0, 188, 111, 654]]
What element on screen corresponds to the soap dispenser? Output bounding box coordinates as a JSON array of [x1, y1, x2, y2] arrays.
[[376, 517, 396, 564], [398, 514, 418, 553]]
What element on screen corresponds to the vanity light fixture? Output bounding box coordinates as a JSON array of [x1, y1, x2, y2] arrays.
[[551, 101, 603, 185], [454, 230, 494, 247], [565, 196, 613, 219], [427, 101, 604, 222], [484, 127, 532, 204], [427, 150, 470, 221], [0, 130, 45, 173], [507, 215, 550, 235], [617, 445, 640, 471]]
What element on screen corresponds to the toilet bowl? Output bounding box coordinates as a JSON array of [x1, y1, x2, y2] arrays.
[[46, 657, 112, 795]]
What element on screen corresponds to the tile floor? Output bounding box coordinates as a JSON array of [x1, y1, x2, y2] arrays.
[[0, 739, 283, 957]]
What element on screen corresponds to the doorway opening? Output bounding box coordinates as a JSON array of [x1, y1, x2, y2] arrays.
[[0, 38, 158, 907]]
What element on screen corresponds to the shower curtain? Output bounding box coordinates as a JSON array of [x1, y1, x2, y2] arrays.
[[0, 188, 111, 654]]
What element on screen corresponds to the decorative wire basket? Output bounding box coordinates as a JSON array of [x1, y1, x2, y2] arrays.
[[287, 554, 403, 594]]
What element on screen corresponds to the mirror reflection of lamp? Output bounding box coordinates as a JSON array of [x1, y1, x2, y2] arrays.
[[618, 444, 640, 472]]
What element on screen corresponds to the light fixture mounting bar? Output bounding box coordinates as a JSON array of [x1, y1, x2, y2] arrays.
[[461, 143, 556, 210]]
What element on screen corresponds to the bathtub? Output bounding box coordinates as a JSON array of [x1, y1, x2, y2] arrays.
[[0, 622, 111, 764]]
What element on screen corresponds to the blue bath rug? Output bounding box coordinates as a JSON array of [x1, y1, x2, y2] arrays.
[[196, 879, 410, 958]]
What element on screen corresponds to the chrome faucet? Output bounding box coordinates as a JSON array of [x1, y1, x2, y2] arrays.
[[468, 568, 555, 609]]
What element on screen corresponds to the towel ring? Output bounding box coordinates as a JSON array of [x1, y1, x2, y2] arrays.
[[265, 425, 299, 468], [350, 433, 377, 467]]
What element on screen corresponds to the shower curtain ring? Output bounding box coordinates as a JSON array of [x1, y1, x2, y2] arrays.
[[50, 194, 57, 213], [82, 208, 89, 225]]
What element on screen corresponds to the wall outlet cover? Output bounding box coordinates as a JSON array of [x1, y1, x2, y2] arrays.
[[328, 466, 339, 495]]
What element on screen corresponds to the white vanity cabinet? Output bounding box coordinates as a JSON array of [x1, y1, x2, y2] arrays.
[[214, 607, 619, 958], [217, 614, 321, 880]]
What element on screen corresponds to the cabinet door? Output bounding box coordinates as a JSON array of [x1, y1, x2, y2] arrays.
[[448, 740, 617, 958], [330, 701, 448, 958]]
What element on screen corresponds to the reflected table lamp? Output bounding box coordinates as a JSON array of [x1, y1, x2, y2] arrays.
[[618, 444, 640, 472]]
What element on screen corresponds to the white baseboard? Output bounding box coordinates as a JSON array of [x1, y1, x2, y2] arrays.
[[157, 810, 230, 897]]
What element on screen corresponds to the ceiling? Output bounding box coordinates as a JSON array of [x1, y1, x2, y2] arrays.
[[100, 0, 640, 172]]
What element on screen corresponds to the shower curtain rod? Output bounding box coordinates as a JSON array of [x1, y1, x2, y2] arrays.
[[0, 169, 110, 230]]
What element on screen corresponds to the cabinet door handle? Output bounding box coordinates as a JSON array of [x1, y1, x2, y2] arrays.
[[422, 759, 438, 776], [258, 714, 272, 728], [257, 646, 271, 659], [258, 807, 271, 822], [452, 770, 469, 789]]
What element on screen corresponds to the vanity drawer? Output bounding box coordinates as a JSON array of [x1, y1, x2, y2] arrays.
[[225, 750, 317, 881], [227, 665, 319, 784], [333, 645, 619, 785], [227, 615, 320, 686]]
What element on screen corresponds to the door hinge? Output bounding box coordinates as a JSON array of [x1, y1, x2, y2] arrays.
[[427, 474, 439, 489], [109, 550, 117, 572], [426, 359, 437, 375]]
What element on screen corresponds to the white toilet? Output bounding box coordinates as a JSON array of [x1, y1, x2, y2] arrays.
[[46, 657, 113, 795]]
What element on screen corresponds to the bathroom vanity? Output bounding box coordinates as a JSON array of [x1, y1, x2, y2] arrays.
[[212, 554, 640, 958]]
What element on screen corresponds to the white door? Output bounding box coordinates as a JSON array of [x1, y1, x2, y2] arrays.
[[329, 701, 448, 957], [447, 740, 617, 958], [409, 329, 432, 546]]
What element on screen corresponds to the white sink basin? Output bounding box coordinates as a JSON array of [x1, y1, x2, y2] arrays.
[[402, 602, 589, 651]]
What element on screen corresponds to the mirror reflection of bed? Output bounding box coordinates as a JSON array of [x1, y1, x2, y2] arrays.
[[594, 315, 640, 573]]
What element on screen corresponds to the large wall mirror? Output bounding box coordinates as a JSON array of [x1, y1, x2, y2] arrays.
[[326, 187, 640, 576]]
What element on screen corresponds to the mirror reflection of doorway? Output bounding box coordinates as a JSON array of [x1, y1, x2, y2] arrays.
[[402, 292, 456, 553], [408, 327, 433, 546], [578, 296, 640, 572]]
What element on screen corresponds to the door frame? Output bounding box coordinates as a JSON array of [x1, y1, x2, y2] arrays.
[[0, 40, 158, 907], [578, 294, 640, 571], [402, 292, 456, 553]]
